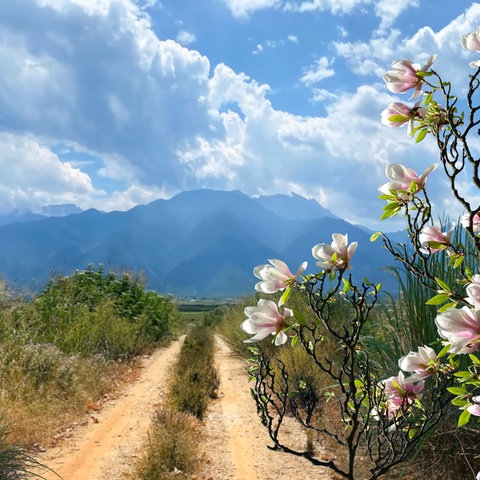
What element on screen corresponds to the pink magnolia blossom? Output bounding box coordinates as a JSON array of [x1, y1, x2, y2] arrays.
[[398, 346, 437, 381], [378, 163, 437, 197], [380, 371, 424, 417], [461, 27, 480, 68], [419, 224, 454, 254], [241, 299, 293, 346], [311, 233, 357, 272], [254, 259, 307, 294], [465, 274, 480, 310], [467, 395, 480, 416], [383, 55, 436, 99], [460, 212, 480, 233], [435, 306, 480, 354], [380, 101, 426, 136]]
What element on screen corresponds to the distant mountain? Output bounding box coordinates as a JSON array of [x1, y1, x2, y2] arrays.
[[41, 203, 83, 217], [0, 190, 404, 297], [0, 203, 84, 227], [254, 193, 337, 221]]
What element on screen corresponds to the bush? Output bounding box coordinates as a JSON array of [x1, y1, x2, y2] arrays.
[[134, 409, 201, 480], [168, 325, 219, 419]]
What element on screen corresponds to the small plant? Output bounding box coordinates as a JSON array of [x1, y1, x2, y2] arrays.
[[168, 325, 219, 419], [134, 409, 201, 480], [0, 414, 53, 479]]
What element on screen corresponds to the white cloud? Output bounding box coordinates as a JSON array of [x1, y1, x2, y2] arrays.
[[0, 0, 475, 233], [222, 0, 281, 18], [0, 0, 214, 210], [300, 56, 335, 86], [252, 35, 299, 54], [284, 0, 370, 15], [176, 30, 196, 46], [374, 0, 419, 31], [0, 133, 100, 213]]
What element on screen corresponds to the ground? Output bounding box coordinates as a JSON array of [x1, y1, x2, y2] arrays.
[[34, 336, 335, 480]]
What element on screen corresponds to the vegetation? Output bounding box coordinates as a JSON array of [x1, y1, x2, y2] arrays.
[[133, 323, 219, 479], [0, 265, 179, 476]]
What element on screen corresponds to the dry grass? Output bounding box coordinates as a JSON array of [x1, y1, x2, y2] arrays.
[[132, 409, 202, 480]]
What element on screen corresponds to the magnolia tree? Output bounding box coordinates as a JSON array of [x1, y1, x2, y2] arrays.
[[241, 27, 480, 480]]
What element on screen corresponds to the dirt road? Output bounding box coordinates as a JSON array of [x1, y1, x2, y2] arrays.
[[35, 338, 184, 480], [34, 335, 334, 480], [197, 336, 334, 480]]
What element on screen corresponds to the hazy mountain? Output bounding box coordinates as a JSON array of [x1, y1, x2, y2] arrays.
[[0, 190, 404, 297], [0, 204, 84, 226]]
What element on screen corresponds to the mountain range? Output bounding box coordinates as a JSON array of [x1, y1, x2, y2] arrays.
[[0, 190, 405, 298]]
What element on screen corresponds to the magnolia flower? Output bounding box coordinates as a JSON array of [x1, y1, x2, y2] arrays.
[[312, 233, 357, 272], [380, 101, 426, 136], [435, 306, 480, 354], [241, 299, 293, 346], [378, 163, 437, 197], [398, 346, 437, 381], [461, 27, 480, 68], [465, 274, 480, 310], [253, 259, 307, 294], [418, 224, 454, 254], [383, 55, 436, 99], [460, 212, 480, 233], [380, 371, 424, 417], [467, 395, 480, 416]]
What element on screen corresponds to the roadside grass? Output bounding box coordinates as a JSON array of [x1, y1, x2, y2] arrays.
[[133, 323, 219, 480], [0, 265, 179, 474]]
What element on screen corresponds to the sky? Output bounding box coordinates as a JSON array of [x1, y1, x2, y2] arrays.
[[0, 0, 479, 232]]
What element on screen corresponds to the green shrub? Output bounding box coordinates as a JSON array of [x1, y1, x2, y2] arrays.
[[135, 409, 200, 480], [168, 325, 219, 419]]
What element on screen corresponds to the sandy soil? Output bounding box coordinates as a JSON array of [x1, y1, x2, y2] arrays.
[[195, 336, 335, 480], [34, 338, 184, 480], [34, 335, 336, 480]]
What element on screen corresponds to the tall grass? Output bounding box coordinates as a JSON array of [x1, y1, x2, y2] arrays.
[[0, 265, 179, 448], [362, 221, 480, 479], [132, 324, 219, 480]]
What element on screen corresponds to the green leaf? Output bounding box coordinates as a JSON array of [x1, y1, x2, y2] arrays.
[[435, 277, 451, 292], [370, 231, 382, 242], [458, 409, 471, 427], [416, 128, 428, 143], [426, 293, 449, 305], [469, 354, 480, 365], [447, 386, 467, 395], [437, 343, 451, 359], [291, 335, 299, 347], [437, 302, 457, 313], [342, 278, 352, 293], [279, 286, 291, 306], [452, 397, 469, 407], [453, 255, 465, 269]]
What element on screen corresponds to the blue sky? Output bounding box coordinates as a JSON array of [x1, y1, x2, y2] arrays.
[[0, 0, 479, 231]]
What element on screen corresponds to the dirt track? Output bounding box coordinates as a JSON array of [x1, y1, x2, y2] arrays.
[[35, 335, 334, 480], [35, 338, 184, 480]]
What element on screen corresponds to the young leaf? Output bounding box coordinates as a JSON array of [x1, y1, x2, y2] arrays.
[[458, 409, 471, 427], [435, 277, 451, 292], [426, 293, 450, 305]]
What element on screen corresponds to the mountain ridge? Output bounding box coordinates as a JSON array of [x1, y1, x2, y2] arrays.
[[0, 190, 403, 297]]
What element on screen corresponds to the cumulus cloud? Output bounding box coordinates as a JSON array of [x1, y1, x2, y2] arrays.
[[300, 56, 335, 86], [0, 133, 100, 213], [0, 0, 216, 207], [333, 3, 480, 88], [0, 0, 476, 233]]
